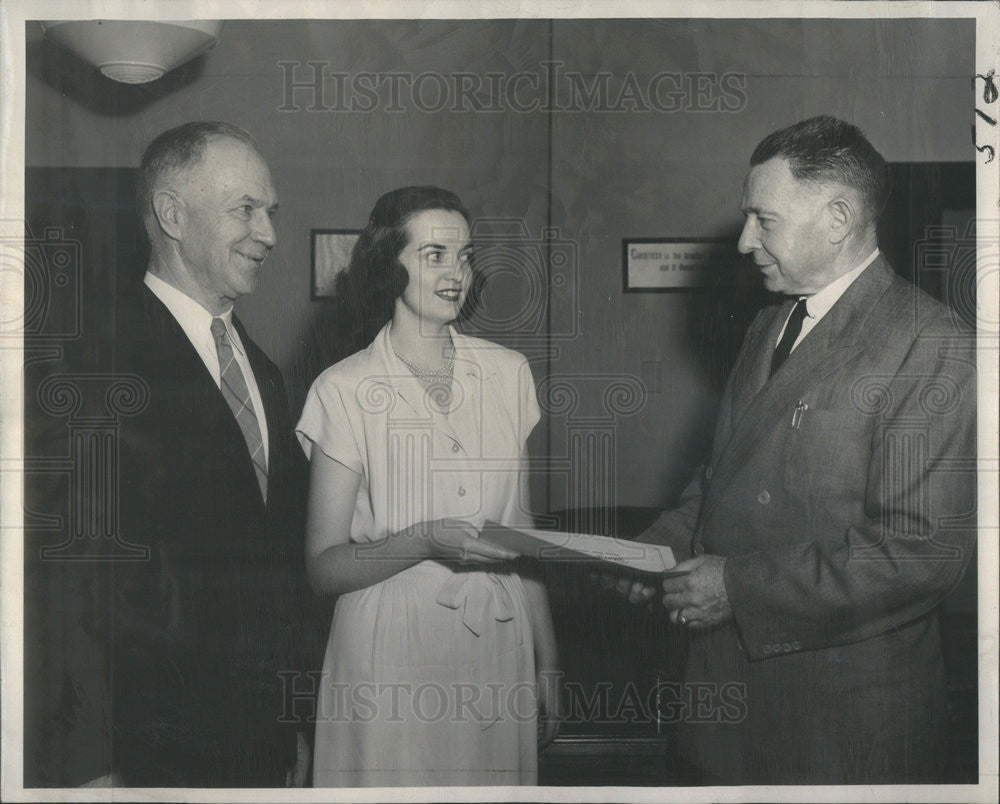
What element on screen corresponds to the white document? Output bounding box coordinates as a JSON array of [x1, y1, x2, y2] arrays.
[[480, 521, 680, 576]]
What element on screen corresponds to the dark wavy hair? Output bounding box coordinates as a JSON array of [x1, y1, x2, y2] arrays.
[[751, 115, 889, 220], [334, 186, 473, 353]]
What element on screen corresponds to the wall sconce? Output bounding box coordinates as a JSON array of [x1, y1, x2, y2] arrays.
[[40, 20, 223, 84]]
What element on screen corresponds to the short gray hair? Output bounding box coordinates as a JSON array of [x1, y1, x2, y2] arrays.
[[750, 115, 889, 219], [137, 121, 259, 234]]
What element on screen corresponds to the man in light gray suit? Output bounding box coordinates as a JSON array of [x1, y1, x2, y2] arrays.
[[629, 116, 976, 784]]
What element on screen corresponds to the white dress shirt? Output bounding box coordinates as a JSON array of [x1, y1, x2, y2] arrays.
[[777, 248, 880, 353], [144, 271, 269, 465]]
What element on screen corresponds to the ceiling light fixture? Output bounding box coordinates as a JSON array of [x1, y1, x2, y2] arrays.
[[40, 20, 223, 84]]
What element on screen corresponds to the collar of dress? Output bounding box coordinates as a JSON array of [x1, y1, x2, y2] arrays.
[[370, 322, 496, 388]]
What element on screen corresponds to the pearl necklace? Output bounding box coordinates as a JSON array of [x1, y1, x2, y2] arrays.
[[392, 344, 455, 382]]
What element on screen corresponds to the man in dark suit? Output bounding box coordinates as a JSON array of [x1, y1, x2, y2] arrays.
[[107, 121, 315, 786], [629, 116, 976, 784]]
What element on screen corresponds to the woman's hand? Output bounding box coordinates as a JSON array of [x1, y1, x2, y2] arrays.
[[305, 452, 515, 595], [398, 519, 518, 564], [521, 568, 562, 751], [284, 730, 310, 787]]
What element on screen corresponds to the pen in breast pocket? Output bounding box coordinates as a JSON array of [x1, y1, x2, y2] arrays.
[[792, 401, 808, 429]]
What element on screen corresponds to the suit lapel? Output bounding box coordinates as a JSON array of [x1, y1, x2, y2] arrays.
[[139, 288, 268, 512], [729, 300, 794, 427], [139, 287, 224, 399], [705, 258, 895, 508]]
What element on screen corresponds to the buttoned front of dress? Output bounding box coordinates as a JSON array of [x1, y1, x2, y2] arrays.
[[349, 327, 530, 536]]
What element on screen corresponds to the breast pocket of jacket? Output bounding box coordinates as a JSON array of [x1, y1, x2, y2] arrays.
[[782, 406, 875, 505]]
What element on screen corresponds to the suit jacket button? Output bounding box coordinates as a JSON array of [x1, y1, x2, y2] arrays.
[[757, 490, 771, 504], [704, 465, 713, 480], [693, 543, 704, 556]]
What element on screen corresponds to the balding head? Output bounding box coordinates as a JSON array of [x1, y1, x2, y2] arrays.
[[138, 121, 260, 241]]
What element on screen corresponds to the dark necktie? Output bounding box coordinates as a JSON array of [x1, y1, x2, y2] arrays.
[[211, 317, 268, 501], [770, 298, 809, 377]]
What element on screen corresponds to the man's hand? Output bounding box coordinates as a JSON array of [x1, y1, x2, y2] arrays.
[[590, 571, 660, 608], [660, 554, 731, 628]]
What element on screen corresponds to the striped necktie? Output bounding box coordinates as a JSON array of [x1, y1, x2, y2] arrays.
[[211, 317, 268, 501]]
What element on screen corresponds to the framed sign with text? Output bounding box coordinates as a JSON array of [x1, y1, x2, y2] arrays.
[[623, 238, 739, 292]]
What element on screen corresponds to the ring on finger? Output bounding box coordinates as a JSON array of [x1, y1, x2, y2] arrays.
[[676, 609, 687, 626]]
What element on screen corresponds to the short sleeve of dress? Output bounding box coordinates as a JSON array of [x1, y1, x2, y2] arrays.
[[295, 373, 365, 475], [518, 356, 541, 445]]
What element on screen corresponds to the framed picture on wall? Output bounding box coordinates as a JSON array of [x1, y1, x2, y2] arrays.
[[311, 229, 361, 299], [622, 238, 740, 292]]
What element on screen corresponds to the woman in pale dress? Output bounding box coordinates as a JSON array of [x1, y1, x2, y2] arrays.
[[296, 186, 560, 787]]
